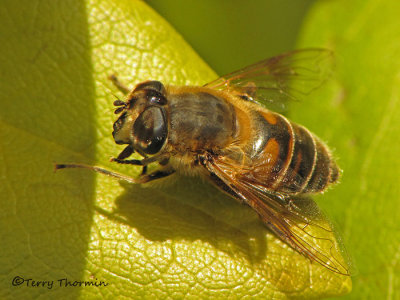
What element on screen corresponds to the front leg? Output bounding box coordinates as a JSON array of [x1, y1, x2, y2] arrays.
[[55, 164, 175, 184], [111, 152, 168, 166], [111, 153, 170, 176], [112, 145, 149, 174], [116, 145, 134, 160]]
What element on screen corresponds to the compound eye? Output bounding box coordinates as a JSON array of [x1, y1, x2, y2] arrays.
[[135, 80, 165, 94], [147, 90, 167, 105], [133, 106, 167, 154], [134, 81, 167, 105]]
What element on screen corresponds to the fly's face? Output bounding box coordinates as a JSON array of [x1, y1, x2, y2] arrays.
[[112, 80, 169, 155]]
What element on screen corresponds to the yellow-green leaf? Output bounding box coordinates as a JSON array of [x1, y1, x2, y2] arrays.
[[147, 0, 400, 299], [296, 0, 400, 299], [1, 0, 352, 299]]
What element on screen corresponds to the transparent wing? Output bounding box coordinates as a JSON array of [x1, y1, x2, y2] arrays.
[[204, 48, 334, 112], [205, 155, 350, 276]]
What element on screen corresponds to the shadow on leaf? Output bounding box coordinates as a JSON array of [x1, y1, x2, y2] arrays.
[[95, 175, 271, 264]]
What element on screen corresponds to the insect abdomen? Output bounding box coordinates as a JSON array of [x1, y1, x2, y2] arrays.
[[282, 122, 340, 194], [245, 110, 339, 194]]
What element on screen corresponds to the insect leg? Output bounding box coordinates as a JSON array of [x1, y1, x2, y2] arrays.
[[207, 172, 240, 200], [111, 157, 146, 176], [108, 74, 130, 95], [110, 158, 143, 165], [111, 154, 166, 166], [55, 163, 175, 184], [138, 169, 175, 183], [55, 163, 141, 184], [141, 166, 148, 175], [111, 153, 169, 176], [116, 145, 134, 160]]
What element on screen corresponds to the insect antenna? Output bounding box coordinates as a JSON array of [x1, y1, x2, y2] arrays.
[[111, 93, 127, 114]]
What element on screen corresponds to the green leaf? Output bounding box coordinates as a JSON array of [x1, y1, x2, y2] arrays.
[[1, 0, 353, 299], [146, 0, 400, 298], [295, 0, 400, 299], [144, 0, 316, 75]]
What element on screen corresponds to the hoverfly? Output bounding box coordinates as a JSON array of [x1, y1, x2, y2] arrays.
[[56, 49, 350, 276]]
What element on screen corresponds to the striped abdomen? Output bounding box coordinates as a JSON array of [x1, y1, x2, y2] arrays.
[[244, 110, 340, 194]]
